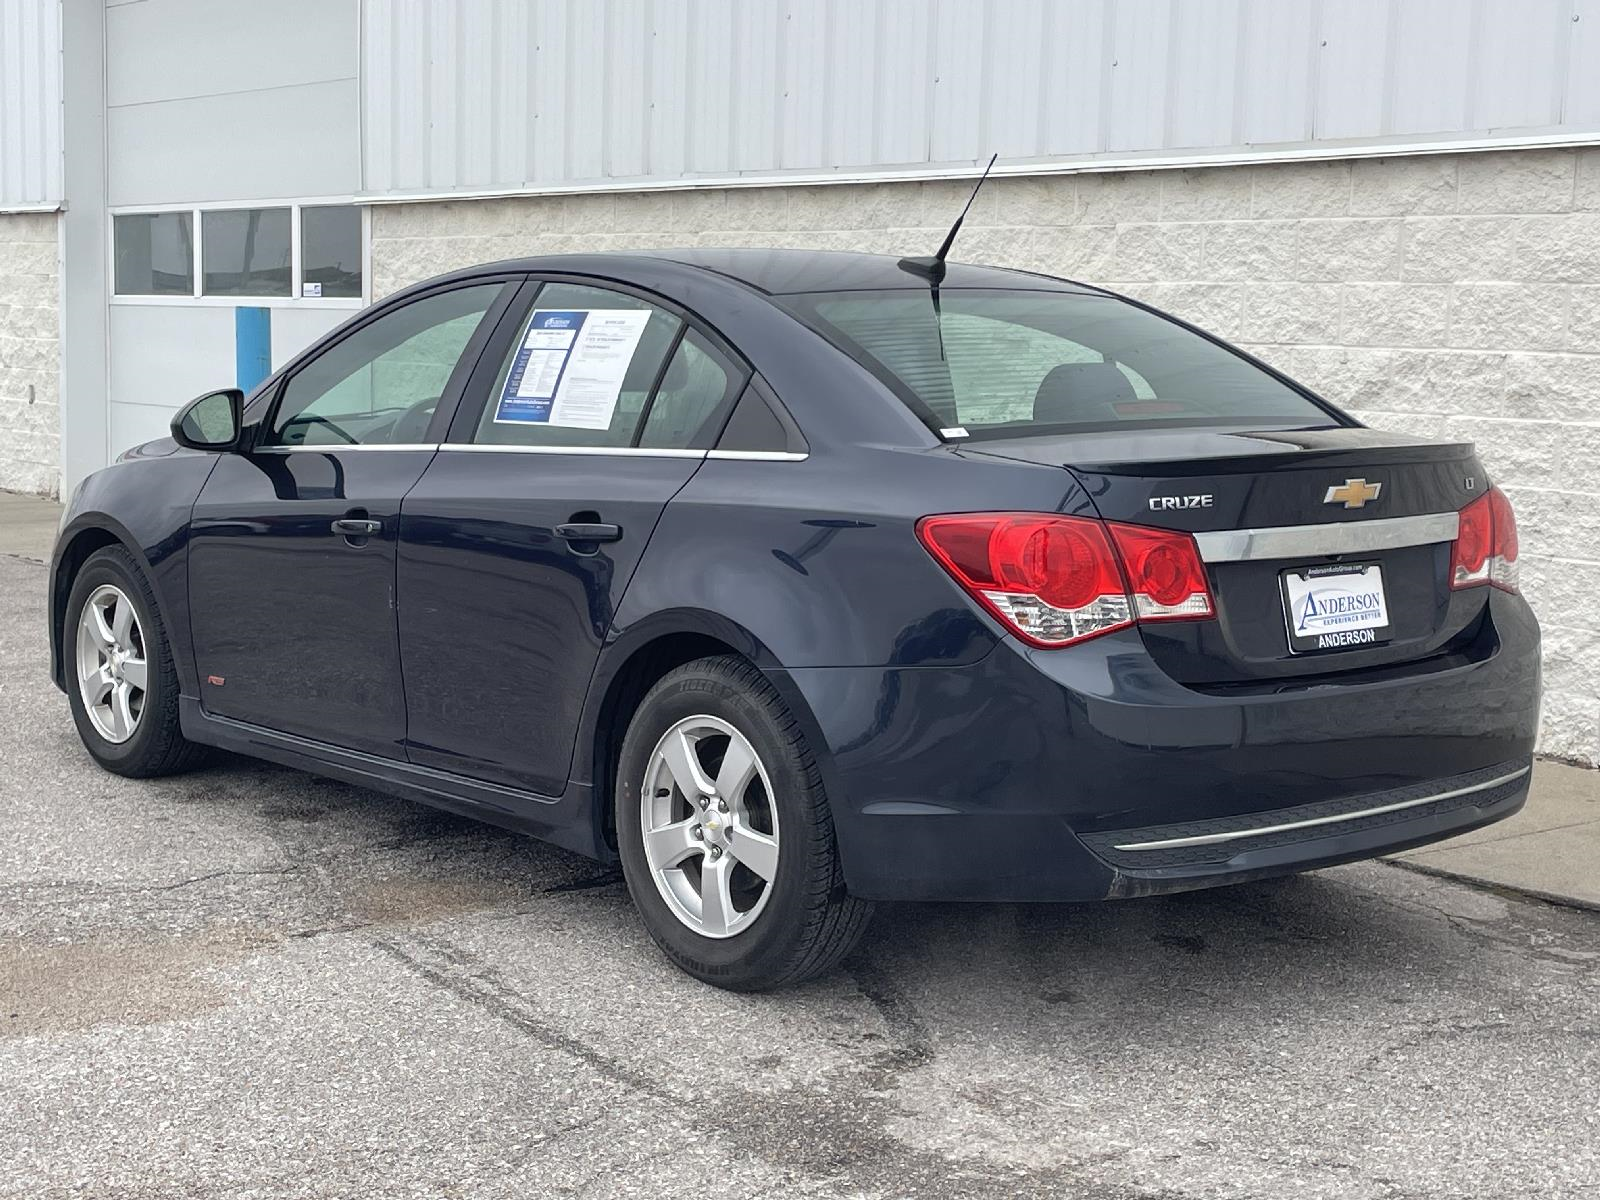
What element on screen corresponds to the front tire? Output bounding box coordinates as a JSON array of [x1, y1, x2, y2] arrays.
[[616, 656, 872, 991], [64, 545, 207, 778]]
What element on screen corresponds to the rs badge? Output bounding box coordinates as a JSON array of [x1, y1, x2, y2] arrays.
[[1324, 478, 1383, 509]]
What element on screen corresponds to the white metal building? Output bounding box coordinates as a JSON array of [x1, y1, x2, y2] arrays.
[[2, 0, 1599, 764]]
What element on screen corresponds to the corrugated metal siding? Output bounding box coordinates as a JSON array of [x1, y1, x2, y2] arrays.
[[0, 0, 62, 208], [364, 0, 1600, 197]]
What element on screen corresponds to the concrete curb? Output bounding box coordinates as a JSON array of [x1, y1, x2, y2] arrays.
[[1384, 855, 1600, 915]]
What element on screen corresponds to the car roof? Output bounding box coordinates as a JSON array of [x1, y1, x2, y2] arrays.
[[636, 248, 1104, 296], [431, 248, 1106, 298]]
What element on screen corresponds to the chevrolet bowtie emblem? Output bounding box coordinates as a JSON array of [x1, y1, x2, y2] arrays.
[[1324, 478, 1383, 509]]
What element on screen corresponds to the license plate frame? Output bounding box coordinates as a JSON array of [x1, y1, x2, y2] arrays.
[[1280, 562, 1392, 654]]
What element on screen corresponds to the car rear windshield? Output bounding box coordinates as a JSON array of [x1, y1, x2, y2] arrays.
[[781, 288, 1338, 439]]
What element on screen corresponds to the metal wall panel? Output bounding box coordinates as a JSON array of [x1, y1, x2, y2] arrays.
[[0, 0, 62, 209], [105, 0, 359, 205], [362, 0, 1600, 198], [1314, 0, 1391, 141], [1567, 0, 1600, 126], [1237, 0, 1316, 146]]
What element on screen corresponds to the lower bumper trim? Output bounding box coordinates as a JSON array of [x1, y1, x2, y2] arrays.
[[1112, 765, 1530, 852]]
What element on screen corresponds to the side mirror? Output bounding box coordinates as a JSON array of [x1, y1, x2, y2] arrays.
[[171, 389, 244, 452]]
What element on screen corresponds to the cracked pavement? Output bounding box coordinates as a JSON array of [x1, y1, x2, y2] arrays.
[[1, 553, 1597, 1199]]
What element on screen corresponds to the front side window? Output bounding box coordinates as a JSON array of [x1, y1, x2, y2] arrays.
[[113, 212, 194, 296], [782, 289, 1335, 438], [267, 283, 504, 447], [474, 283, 682, 448], [202, 208, 291, 297]]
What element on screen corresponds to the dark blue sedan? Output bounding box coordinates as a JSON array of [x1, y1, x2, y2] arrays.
[[49, 250, 1539, 990]]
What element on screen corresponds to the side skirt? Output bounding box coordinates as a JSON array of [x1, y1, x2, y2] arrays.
[[179, 697, 609, 862]]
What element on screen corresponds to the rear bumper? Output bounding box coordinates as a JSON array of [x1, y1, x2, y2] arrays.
[[776, 591, 1540, 902]]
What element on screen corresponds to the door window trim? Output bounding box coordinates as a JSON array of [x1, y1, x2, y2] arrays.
[[245, 275, 522, 452], [442, 273, 753, 451], [240, 443, 801, 460]]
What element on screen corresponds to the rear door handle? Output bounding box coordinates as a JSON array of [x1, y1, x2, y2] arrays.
[[555, 522, 622, 543], [331, 518, 382, 537]]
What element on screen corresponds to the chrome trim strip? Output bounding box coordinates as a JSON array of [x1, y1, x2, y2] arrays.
[[438, 443, 708, 459], [260, 443, 803, 461], [1111, 766, 1530, 852], [1193, 511, 1461, 563], [258, 443, 441, 453], [705, 449, 809, 462]]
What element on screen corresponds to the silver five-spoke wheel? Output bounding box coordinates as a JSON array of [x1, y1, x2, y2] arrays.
[[641, 715, 781, 938], [75, 583, 148, 744]]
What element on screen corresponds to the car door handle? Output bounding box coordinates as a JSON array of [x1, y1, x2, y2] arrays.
[[331, 518, 382, 537], [555, 522, 622, 543]]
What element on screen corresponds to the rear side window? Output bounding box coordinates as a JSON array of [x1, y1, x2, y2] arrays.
[[781, 289, 1335, 439], [637, 330, 742, 449], [474, 282, 680, 448]]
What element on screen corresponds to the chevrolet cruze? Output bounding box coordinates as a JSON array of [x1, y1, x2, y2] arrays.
[[50, 249, 1539, 990]]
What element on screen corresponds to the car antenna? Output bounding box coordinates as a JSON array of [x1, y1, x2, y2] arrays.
[[898, 152, 998, 285], [898, 153, 997, 370]]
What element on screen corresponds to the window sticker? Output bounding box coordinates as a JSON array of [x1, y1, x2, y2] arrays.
[[494, 308, 653, 429]]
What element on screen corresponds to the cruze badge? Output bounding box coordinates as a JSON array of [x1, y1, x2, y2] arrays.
[[1324, 479, 1382, 509], [1148, 494, 1214, 511]]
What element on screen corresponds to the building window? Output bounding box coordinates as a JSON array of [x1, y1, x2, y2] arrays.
[[113, 212, 195, 296], [202, 208, 292, 297], [300, 205, 363, 298], [111, 202, 365, 302]]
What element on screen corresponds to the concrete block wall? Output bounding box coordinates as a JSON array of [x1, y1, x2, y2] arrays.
[[0, 212, 60, 497], [371, 146, 1600, 765]]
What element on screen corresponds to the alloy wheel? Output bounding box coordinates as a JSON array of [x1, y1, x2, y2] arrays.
[[640, 715, 781, 939], [75, 584, 148, 744]]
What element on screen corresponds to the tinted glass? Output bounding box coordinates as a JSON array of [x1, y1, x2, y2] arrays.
[[474, 283, 681, 447], [269, 283, 503, 447], [638, 330, 740, 449], [113, 212, 194, 296], [301, 205, 363, 298], [202, 208, 292, 297], [783, 289, 1332, 437]]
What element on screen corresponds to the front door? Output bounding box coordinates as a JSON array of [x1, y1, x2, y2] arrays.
[[187, 280, 512, 757], [398, 279, 747, 794]]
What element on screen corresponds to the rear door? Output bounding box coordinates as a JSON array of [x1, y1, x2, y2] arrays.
[[397, 278, 747, 794], [187, 279, 512, 756]]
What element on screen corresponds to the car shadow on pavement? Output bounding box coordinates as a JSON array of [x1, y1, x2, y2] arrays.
[[152, 751, 1555, 1028]]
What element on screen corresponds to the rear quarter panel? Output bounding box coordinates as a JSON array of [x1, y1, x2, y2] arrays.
[[614, 444, 1100, 670]]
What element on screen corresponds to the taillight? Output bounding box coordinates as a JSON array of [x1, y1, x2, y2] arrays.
[[1450, 487, 1519, 594], [915, 512, 1213, 648], [1107, 523, 1216, 621]]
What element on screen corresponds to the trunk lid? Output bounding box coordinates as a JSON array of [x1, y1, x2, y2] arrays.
[[966, 426, 1491, 684]]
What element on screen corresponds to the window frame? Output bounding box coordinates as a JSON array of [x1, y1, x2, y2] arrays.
[[110, 210, 197, 298], [245, 275, 522, 453], [199, 206, 294, 300], [444, 273, 753, 455], [108, 196, 371, 309]]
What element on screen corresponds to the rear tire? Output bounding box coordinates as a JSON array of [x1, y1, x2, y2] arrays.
[[616, 655, 872, 991], [63, 545, 208, 778]]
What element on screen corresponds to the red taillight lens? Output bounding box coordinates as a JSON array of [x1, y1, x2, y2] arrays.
[[1488, 486, 1519, 592], [1451, 486, 1519, 594], [1107, 523, 1216, 621], [916, 513, 1213, 648]]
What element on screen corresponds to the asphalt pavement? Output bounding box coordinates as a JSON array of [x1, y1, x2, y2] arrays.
[[3, 544, 1599, 1198]]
